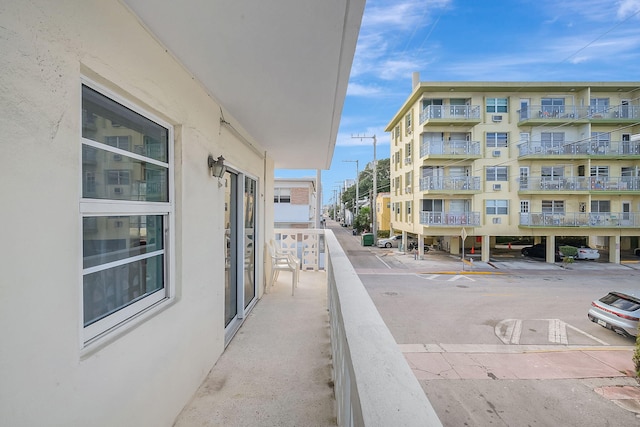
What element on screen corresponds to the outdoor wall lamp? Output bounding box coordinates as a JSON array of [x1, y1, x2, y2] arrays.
[[208, 154, 226, 178]]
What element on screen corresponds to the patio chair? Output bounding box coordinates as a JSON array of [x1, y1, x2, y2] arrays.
[[267, 239, 299, 295]]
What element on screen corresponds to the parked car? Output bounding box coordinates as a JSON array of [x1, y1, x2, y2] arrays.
[[574, 246, 600, 260], [520, 243, 563, 261], [635, 248, 640, 257], [588, 291, 640, 337], [377, 235, 402, 248], [376, 235, 428, 251]]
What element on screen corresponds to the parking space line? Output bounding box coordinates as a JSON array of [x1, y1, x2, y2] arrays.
[[565, 323, 610, 346], [375, 255, 392, 269]]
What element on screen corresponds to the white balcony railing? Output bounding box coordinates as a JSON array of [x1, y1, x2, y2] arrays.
[[419, 105, 481, 123], [517, 139, 640, 156], [419, 176, 481, 191], [518, 176, 640, 191], [519, 212, 640, 227], [419, 211, 481, 226], [275, 229, 442, 426], [420, 140, 481, 157]]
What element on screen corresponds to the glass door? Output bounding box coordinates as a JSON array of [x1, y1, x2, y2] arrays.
[[244, 177, 257, 308], [224, 171, 238, 327]]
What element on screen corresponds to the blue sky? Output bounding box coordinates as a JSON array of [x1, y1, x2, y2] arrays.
[[276, 0, 640, 204]]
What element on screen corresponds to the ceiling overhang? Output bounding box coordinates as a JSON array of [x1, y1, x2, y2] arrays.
[[122, 0, 365, 169]]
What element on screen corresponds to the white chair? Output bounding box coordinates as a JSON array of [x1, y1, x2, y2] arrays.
[[267, 240, 299, 295]]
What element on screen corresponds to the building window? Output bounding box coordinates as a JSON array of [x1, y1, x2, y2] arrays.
[[405, 111, 412, 134], [590, 98, 609, 114], [591, 200, 610, 213], [486, 98, 507, 113], [542, 200, 564, 214], [486, 200, 508, 215], [274, 188, 291, 203], [81, 82, 172, 344], [541, 98, 565, 116], [486, 166, 508, 181], [486, 132, 508, 148]]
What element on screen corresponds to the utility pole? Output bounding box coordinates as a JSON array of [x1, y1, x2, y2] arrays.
[[351, 134, 377, 244], [343, 159, 359, 219]]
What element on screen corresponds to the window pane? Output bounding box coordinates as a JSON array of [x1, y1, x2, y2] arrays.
[[244, 177, 256, 308], [82, 85, 168, 163], [82, 146, 168, 201], [83, 215, 164, 268], [83, 254, 164, 326]]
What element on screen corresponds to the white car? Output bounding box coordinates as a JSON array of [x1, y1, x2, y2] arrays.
[[377, 235, 402, 248], [575, 246, 600, 260]]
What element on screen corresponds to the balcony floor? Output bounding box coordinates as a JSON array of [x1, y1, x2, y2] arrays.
[[174, 270, 335, 426]]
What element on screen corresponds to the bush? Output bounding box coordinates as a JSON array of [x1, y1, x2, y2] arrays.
[[559, 245, 577, 263]]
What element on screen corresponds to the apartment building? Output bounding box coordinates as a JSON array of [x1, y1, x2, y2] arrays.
[[376, 192, 392, 232], [385, 77, 640, 263], [274, 177, 319, 228]]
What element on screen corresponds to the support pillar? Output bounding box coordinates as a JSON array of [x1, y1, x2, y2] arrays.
[[481, 235, 490, 262], [609, 235, 621, 264], [546, 235, 556, 264]]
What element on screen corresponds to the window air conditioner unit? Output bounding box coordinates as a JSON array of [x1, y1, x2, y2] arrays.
[[492, 217, 501, 224], [404, 157, 412, 165], [492, 115, 503, 122], [492, 184, 502, 191], [492, 150, 501, 157], [114, 187, 123, 195], [405, 186, 412, 193], [113, 154, 122, 161]]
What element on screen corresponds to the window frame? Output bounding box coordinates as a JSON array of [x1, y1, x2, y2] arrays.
[[80, 79, 175, 347], [486, 132, 508, 148], [486, 199, 508, 215], [486, 166, 508, 181], [486, 98, 508, 113]]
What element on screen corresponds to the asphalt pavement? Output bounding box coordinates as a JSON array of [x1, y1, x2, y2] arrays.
[[327, 220, 640, 424]]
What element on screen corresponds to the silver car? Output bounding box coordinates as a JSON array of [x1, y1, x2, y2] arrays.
[[376, 235, 402, 248], [588, 291, 640, 337]]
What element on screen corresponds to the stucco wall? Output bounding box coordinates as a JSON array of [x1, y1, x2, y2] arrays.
[[0, 1, 270, 426]]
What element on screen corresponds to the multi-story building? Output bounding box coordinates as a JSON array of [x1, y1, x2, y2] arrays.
[[385, 76, 640, 263], [274, 177, 318, 228], [376, 192, 391, 232]]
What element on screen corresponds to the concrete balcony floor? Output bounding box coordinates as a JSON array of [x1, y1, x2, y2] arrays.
[[174, 270, 335, 426]]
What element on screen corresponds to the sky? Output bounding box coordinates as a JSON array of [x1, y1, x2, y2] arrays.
[[275, 0, 640, 205]]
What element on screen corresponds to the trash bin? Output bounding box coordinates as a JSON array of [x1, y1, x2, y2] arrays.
[[361, 233, 374, 247]]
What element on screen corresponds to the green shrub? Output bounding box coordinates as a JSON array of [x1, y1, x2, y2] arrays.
[[559, 245, 577, 263]]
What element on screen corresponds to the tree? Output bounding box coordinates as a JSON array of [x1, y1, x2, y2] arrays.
[[341, 158, 390, 209], [353, 206, 370, 233]]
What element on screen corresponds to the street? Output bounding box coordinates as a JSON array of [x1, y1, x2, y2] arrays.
[[327, 220, 640, 426]]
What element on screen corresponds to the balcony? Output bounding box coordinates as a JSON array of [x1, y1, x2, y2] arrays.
[[420, 140, 481, 158], [519, 176, 640, 192], [176, 228, 442, 426], [517, 139, 640, 158], [419, 176, 481, 192], [420, 211, 481, 227], [517, 104, 640, 124], [519, 212, 640, 228], [419, 105, 481, 125]]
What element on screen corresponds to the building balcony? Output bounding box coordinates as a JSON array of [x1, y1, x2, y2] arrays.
[[420, 211, 481, 227], [519, 212, 640, 228], [517, 104, 640, 124], [419, 105, 482, 125], [420, 140, 481, 158], [517, 139, 640, 158], [176, 228, 441, 426], [419, 176, 481, 192], [519, 176, 640, 192]]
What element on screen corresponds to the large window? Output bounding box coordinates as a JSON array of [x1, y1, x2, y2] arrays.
[[486, 98, 507, 113], [81, 82, 172, 344], [541, 98, 565, 116], [486, 166, 508, 181], [486, 132, 508, 148], [486, 200, 508, 215], [274, 188, 291, 203], [542, 200, 564, 214]]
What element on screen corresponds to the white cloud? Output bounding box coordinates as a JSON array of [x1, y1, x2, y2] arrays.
[[346, 82, 382, 96], [617, 0, 640, 19]]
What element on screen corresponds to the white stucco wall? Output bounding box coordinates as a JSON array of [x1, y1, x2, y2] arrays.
[[0, 2, 270, 426]]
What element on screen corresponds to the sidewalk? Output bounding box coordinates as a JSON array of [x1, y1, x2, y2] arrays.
[[174, 270, 336, 427]]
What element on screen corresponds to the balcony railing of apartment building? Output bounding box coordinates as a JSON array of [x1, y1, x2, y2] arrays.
[[274, 228, 442, 426], [419, 105, 481, 124], [519, 176, 640, 192], [419, 176, 481, 192], [518, 104, 640, 122], [420, 140, 481, 158], [419, 211, 481, 226], [518, 139, 640, 157], [519, 212, 640, 227]]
